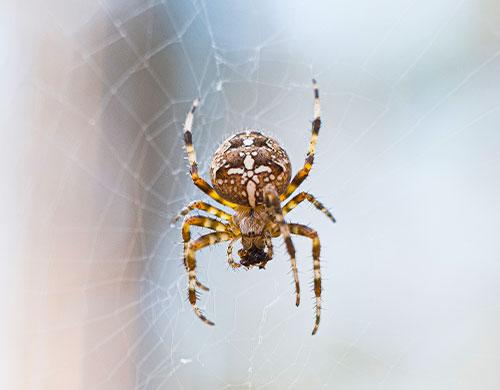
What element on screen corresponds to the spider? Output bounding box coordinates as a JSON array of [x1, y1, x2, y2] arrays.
[[172, 80, 335, 335]]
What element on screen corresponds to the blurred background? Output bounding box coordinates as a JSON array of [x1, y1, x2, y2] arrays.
[[3, 0, 500, 388]]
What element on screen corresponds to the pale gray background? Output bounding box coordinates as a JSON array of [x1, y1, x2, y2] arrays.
[[6, 0, 500, 389]]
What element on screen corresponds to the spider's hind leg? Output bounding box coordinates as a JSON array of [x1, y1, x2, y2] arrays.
[[281, 79, 321, 201], [182, 99, 238, 209]]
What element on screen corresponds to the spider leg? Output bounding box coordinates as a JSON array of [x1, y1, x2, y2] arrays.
[[182, 216, 230, 291], [226, 238, 241, 269], [264, 185, 300, 306], [288, 223, 322, 335], [282, 192, 336, 223], [186, 231, 233, 325], [280, 79, 321, 201], [265, 232, 273, 261], [183, 99, 238, 209], [171, 200, 232, 226]]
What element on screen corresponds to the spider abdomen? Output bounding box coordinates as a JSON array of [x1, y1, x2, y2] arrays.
[[210, 131, 292, 207]]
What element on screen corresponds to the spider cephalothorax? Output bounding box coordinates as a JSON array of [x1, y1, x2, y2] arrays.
[[172, 80, 336, 335], [232, 206, 273, 269]]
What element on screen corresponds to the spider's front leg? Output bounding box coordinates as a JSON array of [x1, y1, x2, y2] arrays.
[[281, 79, 321, 201], [185, 231, 233, 325], [264, 185, 300, 306], [182, 216, 229, 291], [288, 223, 322, 335]]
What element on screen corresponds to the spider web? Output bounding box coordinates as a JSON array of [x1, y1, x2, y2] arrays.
[[13, 0, 500, 388]]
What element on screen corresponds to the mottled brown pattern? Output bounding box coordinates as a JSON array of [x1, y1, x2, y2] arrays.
[[174, 80, 335, 335], [210, 131, 292, 206]]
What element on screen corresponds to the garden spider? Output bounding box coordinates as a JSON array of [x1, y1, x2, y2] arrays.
[[172, 80, 335, 335]]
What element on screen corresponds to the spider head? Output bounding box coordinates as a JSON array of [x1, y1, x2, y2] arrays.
[[238, 234, 271, 269], [239, 246, 269, 269]]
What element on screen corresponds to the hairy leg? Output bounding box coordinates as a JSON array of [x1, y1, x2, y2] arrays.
[[282, 191, 335, 223], [281, 80, 321, 201], [185, 231, 233, 325], [182, 216, 230, 291], [264, 185, 300, 306], [171, 200, 232, 226], [288, 223, 322, 335], [182, 99, 238, 209]]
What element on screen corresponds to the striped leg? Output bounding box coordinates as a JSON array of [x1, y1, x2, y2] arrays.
[[186, 231, 233, 325], [282, 192, 336, 223], [171, 200, 232, 226], [264, 185, 300, 306], [182, 216, 230, 291], [280, 80, 321, 201], [226, 238, 241, 269], [183, 99, 238, 209], [288, 223, 322, 335]]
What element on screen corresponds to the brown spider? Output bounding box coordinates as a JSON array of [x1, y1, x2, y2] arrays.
[[172, 80, 335, 335]]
